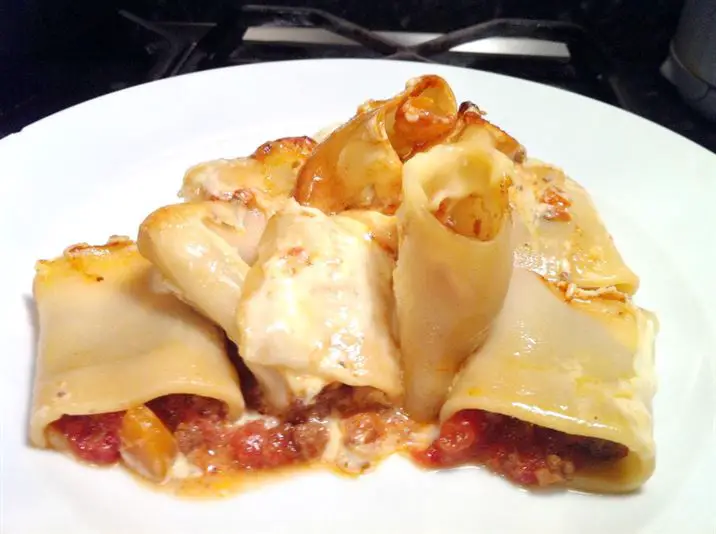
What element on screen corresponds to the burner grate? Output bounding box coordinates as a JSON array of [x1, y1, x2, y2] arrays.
[[121, 3, 620, 105], [4, 2, 713, 152]]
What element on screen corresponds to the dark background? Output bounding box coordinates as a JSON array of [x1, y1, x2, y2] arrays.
[[6, 0, 712, 149], [0, 0, 684, 63]]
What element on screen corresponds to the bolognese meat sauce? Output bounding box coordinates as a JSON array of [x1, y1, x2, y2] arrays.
[[49, 392, 334, 478], [413, 410, 628, 487], [49, 412, 124, 465]]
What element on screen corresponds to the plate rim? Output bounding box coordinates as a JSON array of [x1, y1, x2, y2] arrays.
[[7, 58, 716, 162]]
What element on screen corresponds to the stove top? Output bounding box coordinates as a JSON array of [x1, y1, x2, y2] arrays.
[[2, 2, 714, 153]]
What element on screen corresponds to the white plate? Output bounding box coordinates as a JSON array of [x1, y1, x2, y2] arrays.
[[1, 59, 715, 534]]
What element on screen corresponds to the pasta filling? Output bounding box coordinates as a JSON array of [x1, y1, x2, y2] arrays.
[[413, 410, 628, 487], [46, 385, 426, 483]]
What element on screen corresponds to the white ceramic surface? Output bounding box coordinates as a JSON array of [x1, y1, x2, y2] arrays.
[[1, 59, 715, 534]]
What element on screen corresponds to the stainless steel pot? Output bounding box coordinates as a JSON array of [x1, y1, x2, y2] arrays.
[[662, 0, 716, 120]]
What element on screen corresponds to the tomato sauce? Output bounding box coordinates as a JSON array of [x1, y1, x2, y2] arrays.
[[149, 394, 330, 473], [412, 410, 628, 487], [47, 384, 416, 487], [539, 185, 572, 222], [50, 399, 628, 491], [49, 394, 331, 475], [51, 412, 124, 465]]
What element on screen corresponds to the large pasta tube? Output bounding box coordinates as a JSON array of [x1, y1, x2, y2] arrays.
[[294, 75, 458, 214], [440, 268, 657, 492], [444, 101, 525, 163], [138, 201, 255, 342], [393, 124, 515, 422], [30, 238, 244, 449], [140, 138, 318, 340], [511, 159, 639, 294], [237, 202, 402, 412]]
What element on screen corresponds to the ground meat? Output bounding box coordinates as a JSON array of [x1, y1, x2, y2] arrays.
[[148, 389, 332, 474], [229, 419, 328, 470], [341, 412, 384, 448], [315, 385, 392, 417], [230, 421, 299, 469], [49, 386, 401, 481], [147, 394, 227, 432], [292, 420, 330, 459], [50, 412, 124, 465], [413, 410, 628, 487]]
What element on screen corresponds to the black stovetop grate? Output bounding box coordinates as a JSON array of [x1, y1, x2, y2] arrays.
[[2, 3, 714, 152], [121, 4, 620, 107]]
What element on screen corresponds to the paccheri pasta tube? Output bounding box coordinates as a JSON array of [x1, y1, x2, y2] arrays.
[[431, 268, 656, 492], [294, 75, 458, 214], [138, 201, 253, 342], [237, 202, 402, 412], [138, 138, 318, 339], [393, 111, 515, 422], [511, 159, 639, 294], [31, 238, 244, 481]]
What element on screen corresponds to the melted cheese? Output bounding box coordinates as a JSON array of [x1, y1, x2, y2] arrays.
[[393, 124, 515, 422], [237, 203, 402, 411], [511, 160, 639, 294], [320, 412, 438, 475], [181, 136, 315, 215], [168, 453, 203, 480], [340, 210, 399, 257], [30, 238, 244, 448], [442, 269, 657, 492]]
